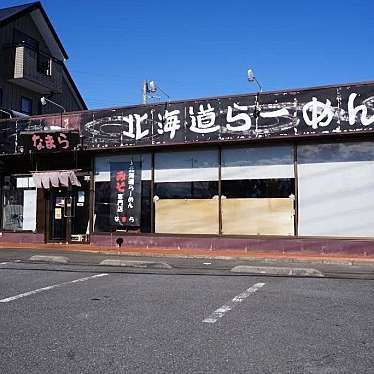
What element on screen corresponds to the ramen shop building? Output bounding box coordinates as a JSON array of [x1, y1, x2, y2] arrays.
[[0, 81, 374, 256]]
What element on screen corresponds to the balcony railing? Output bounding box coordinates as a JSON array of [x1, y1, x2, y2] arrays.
[[2, 43, 63, 94]]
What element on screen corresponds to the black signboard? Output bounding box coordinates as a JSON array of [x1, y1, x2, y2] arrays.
[[110, 161, 142, 227], [1, 81, 374, 155], [18, 131, 80, 152], [80, 82, 374, 149]]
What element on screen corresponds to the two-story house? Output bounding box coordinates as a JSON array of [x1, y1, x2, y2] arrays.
[[0, 1, 86, 118]]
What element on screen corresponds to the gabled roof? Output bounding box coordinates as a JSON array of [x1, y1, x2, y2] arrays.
[[0, 2, 34, 21], [0, 1, 68, 59]]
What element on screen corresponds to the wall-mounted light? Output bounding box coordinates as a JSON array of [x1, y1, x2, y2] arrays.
[[40, 96, 66, 113]]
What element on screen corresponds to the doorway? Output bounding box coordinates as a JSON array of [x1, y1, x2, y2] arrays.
[[48, 176, 90, 243]]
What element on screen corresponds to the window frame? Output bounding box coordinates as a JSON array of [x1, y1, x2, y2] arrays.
[[20, 96, 33, 115]]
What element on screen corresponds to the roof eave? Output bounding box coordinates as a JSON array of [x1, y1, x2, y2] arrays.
[[0, 1, 68, 60]]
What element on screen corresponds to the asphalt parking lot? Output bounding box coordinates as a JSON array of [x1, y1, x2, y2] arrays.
[[0, 264, 373, 373]]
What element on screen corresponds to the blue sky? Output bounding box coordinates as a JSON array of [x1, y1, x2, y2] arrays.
[[2, 0, 374, 109]]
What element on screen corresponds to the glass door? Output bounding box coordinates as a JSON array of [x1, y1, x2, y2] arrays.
[[49, 189, 68, 241], [48, 176, 90, 243]]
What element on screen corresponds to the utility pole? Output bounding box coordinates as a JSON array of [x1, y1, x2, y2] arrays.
[[141, 80, 169, 104], [142, 80, 148, 104]]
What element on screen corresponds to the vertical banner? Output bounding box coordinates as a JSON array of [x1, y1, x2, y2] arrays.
[[110, 161, 142, 227]]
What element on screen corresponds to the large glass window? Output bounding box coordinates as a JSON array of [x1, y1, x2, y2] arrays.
[[2, 176, 36, 231]]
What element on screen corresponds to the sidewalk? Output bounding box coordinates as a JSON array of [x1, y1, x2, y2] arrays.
[[1, 241, 374, 267]]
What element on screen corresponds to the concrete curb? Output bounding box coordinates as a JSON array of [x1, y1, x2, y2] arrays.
[[99, 259, 172, 269], [29, 255, 69, 264], [91, 252, 374, 267], [231, 265, 324, 277], [3, 246, 374, 267]]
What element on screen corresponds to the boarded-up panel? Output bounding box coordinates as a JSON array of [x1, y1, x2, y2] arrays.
[[222, 198, 294, 235], [298, 142, 374, 237], [155, 199, 219, 234]]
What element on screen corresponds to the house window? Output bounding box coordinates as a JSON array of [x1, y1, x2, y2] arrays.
[[37, 53, 52, 76], [20, 97, 32, 115]]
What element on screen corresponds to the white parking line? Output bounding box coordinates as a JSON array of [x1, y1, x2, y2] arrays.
[[0, 273, 108, 303], [202, 282, 266, 323]]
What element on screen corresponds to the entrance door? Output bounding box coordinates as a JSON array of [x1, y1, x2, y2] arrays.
[[48, 176, 90, 243]]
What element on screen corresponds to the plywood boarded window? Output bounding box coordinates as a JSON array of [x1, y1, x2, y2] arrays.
[[221, 145, 295, 236], [154, 149, 219, 234], [155, 199, 219, 234], [222, 198, 294, 235]]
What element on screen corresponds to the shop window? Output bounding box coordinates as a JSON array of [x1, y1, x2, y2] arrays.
[[221, 179, 294, 198], [221, 146, 295, 236], [154, 181, 218, 199], [94, 181, 151, 233], [154, 180, 219, 235], [94, 154, 152, 233], [154, 149, 219, 235], [2, 176, 36, 231]]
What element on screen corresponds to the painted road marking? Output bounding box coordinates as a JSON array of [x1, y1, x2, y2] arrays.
[[0, 273, 108, 303], [202, 282, 266, 323]]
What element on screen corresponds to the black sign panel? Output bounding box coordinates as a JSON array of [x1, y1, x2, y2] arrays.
[[18, 131, 80, 152], [1, 82, 374, 155], [110, 161, 142, 227], [80, 82, 374, 148]]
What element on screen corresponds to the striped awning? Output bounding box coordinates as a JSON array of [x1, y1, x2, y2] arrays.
[[32, 170, 81, 189]]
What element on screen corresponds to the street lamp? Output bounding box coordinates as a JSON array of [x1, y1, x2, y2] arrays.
[[247, 69, 263, 92], [40, 96, 66, 113]]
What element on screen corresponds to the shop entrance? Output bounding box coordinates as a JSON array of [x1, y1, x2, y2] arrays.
[[48, 176, 90, 243]]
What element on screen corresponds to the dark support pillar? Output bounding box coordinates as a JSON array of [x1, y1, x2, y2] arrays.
[[218, 145, 222, 236], [150, 151, 155, 233], [293, 143, 299, 236], [88, 156, 95, 238], [66, 182, 72, 244]]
